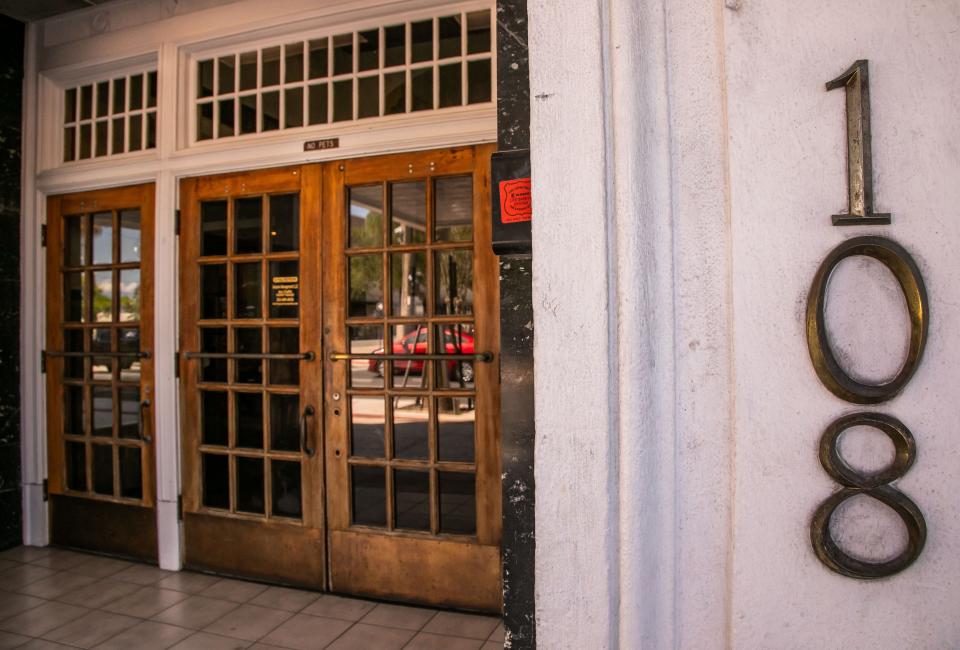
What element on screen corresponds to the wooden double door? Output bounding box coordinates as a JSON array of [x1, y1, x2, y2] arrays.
[[178, 146, 501, 611]]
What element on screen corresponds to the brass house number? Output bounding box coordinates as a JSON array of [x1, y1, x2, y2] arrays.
[[806, 60, 929, 579]]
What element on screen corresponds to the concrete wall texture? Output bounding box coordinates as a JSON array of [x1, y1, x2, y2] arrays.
[[529, 0, 960, 648]]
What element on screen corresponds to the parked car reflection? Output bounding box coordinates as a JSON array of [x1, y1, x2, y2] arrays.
[[368, 325, 475, 383]]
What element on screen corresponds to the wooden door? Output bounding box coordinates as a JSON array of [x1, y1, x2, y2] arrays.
[[45, 183, 157, 561], [322, 145, 502, 611], [178, 166, 325, 587]]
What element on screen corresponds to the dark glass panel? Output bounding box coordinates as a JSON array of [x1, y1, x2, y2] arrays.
[[200, 327, 227, 383], [201, 264, 227, 319], [119, 269, 140, 322], [333, 33, 353, 75], [111, 117, 124, 154], [91, 328, 112, 380], [411, 20, 433, 63], [201, 390, 228, 446], [268, 328, 299, 386], [435, 175, 472, 241], [358, 76, 378, 119], [271, 460, 302, 519], [119, 447, 142, 499], [95, 120, 108, 156], [198, 59, 214, 98], [438, 15, 461, 58], [349, 184, 383, 247], [112, 78, 125, 114], [239, 51, 257, 91], [240, 94, 257, 134], [393, 396, 428, 459], [308, 84, 328, 125], [435, 249, 473, 315], [236, 392, 264, 449], [64, 127, 76, 162], [92, 271, 113, 323], [201, 200, 227, 255], [384, 72, 405, 115], [202, 453, 229, 509], [439, 471, 475, 534], [269, 393, 299, 452], [269, 194, 299, 252], [439, 63, 461, 108], [235, 327, 262, 384], [218, 55, 235, 94], [333, 79, 352, 122], [65, 385, 85, 435], [118, 387, 140, 439], [92, 212, 113, 264], [466, 10, 491, 54], [65, 441, 86, 492], [79, 123, 92, 159], [129, 114, 143, 151], [411, 68, 432, 112], [468, 59, 492, 104], [437, 397, 475, 462], [358, 29, 378, 71], [129, 74, 143, 110], [394, 470, 430, 531], [351, 465, 386, 527], [391, 251, 427, 317], [64, 329, 84, 379], [147, 113, 157, 148], [350, 396, 384, 458], [119, 209, 140, 262], [285, 87, 303, 128], [65, 215, 84, 266], [96, 81, 109, 118], [87, 390, 111, 440], [391, 181, 426, 244], [269, 260, 298, 319], [262, 91, 280, 132], [235, 196, 262, 254], [384, 25, 405, 67], [262, 46, 281, 87], [308, 38, 328, 79], [235, 262, 262, 319], [236, 456, 265, 514], [80, 85, 92, 120], [218, 99, 235, 138], [147, 71, 157, 108], [64, 272, 84, 322], [348, 254, 383, 317], [285, 42, 304, 83], [92, 444, 114, 495], [65, 87, 77, 123], [348, 324, 382, 388]]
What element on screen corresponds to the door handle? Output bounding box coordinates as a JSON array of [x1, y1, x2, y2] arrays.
[[299, 405, 316, 457], [139, 399, 153, 443]]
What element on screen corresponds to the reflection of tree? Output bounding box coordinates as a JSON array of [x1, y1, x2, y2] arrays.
[[92, 282, 111, 320], [349, 209, 383, 314], [437, 250, 473, 315], [120, 285, 140, 319]]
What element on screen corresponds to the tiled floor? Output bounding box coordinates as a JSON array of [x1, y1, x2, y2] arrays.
[[0, 546, 504, 649]]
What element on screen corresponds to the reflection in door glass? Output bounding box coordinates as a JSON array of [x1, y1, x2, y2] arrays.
[[391, 181, 426, 244], [235, 262, 262, 318], [435, 250, 473, 315], [119, 210, 140, 262], [118, 387, 140, 439], [268, 328, 299, 385], [235, 328, 263, 384], [202, 453, 230, 509], [91, 212, 113, 264], [236, 456, 265, 514], [270, 194, 300, 252], [439, 471, 476, 534], [93, 271, 113, 322], [391, 251, 426, 317], [437, 397, 475, 462], [271, 460, 302, 518], [393, 397, 428, 459], [234, 197, 262, 254], [349, 255, 383, 317], [435, 323, 475, 389], [348, 325, 382, 388], [351, 465, 386, 527], [269, 393, 299, 451], [91, 328, 112, 380], [64, 272, 85, 322], [93, 444, 114, 495], [119, 269, 140, 322], [92, 386, 113, 436], [390, 324, 429, 389], [65, 216, 85, 266], [350, 396, 385, 458], [435, 176, 473, 241], [349, 185, 383, 248], [394, 469, 430, 531], [236, 392, 264, 449]]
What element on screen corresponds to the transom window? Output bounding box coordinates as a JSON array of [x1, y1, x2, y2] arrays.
[[195, 8, 493, 142], [63, 71, 158, 162]]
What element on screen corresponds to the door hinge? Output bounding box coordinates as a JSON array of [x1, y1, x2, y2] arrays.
[[42, 478, 48, 501], [40, 224, 47, 247], [177, 494, 183, 521], [40, 350, 46, 374], [175, 209, 180, 236]]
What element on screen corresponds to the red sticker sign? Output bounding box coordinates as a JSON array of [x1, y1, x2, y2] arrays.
[[499, 178, 532, 224]]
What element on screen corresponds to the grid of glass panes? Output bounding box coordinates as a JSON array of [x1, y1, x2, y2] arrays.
[[63, 71, 158, 162], [196, 193, 305, 521], [346, 174, 478, 536], [61, 208, 146, 501], [195, 8, 492, 142]]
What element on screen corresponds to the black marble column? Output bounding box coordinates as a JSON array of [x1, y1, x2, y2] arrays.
[[0, 14, 23, 551], [496, 2, 535, 648]]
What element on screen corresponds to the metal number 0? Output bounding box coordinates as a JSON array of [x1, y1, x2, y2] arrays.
[[810, 412, 926, 579]]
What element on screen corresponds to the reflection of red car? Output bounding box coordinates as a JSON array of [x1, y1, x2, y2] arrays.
[[368, 326, 475, 382]]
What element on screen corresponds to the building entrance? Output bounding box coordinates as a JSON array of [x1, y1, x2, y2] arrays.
[[178, 145, 501, 611]]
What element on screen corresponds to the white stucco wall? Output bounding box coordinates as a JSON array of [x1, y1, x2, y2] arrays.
[[530, 0, 960, 647]]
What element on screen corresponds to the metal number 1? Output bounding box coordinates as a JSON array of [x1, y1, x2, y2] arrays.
[[826, 60, 892, 226]]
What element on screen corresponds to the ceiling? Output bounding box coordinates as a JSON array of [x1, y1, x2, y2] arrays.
[[0, 0, 118, 22]]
